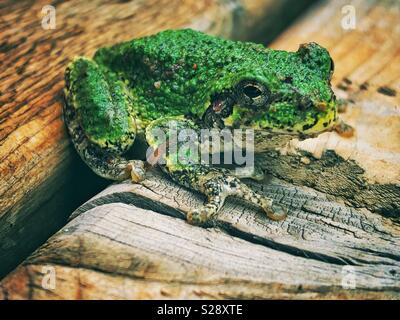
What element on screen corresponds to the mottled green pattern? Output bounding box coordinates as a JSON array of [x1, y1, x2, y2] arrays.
[[66, 57, 136, 151], [91, 29, 336, 132]]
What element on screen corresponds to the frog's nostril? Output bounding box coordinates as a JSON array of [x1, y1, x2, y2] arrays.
[[315, 101, 328, 111], [283, 76, 293, 84]]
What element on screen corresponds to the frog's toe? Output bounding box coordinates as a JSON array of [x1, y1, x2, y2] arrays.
[[187, 200, 221, 227], [127, 160, 146, 183], [236, 183, 288, 221], [187, 208, 207, 226], [264, 202, 288, 221]]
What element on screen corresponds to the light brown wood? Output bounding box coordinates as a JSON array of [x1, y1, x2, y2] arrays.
[[0, 0, 311, 278]]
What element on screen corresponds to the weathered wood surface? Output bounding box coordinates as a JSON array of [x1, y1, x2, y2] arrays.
[[0, 0, 313, 278], [2, 0, 400, 299], [1, 170, 399, 299], [260, 0, 400, 216]]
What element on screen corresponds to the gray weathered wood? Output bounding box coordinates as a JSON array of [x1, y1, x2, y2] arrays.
[[1, 170, 399, 299]]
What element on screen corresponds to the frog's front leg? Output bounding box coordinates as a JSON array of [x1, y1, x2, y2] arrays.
[[185, 169, 287, 225], [145, 118, 287, 226], [63, 57, 146, 182]]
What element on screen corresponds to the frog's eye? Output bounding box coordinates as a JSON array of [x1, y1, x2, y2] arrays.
[[237, 80, 269, 107], [243, 84, 262, 98]]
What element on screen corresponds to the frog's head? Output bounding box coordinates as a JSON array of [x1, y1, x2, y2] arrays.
[[204, 42, 337, 137]]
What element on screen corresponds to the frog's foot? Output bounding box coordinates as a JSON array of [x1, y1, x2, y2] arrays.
[[334, 119, 355, 138], [187, 195, 224, 226], [186, 173, 287, 226], [127, 160, 147, 183]]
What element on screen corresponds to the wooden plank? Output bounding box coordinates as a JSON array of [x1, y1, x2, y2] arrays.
[[1, 170, 399, 299], [0, 0, 312, 278]]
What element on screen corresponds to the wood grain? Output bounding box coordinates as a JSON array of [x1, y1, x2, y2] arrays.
[[1, 170, 399, 299], [0, 0, 312, 278]]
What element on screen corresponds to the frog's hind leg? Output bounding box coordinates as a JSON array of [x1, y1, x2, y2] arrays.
[[64, 57, 146, 182], [145, 118, 287, 226], [63, 94, 146, 182]]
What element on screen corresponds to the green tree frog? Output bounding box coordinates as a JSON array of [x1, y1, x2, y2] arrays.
[[64, 29, 343, 226]]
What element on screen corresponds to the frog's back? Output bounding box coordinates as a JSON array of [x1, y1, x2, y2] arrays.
[[94, 29, 266, 122], [129, 29, 244, 65]]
